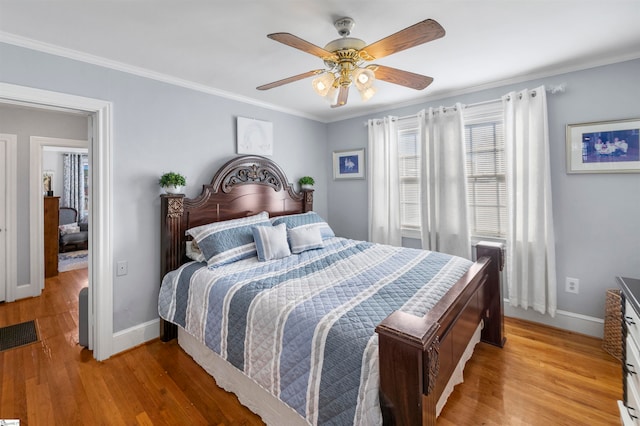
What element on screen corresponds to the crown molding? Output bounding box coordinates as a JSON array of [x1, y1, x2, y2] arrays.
[[330, 50, 640, 123], [2, 31, 640, 125], [0, 31, 325, 122]]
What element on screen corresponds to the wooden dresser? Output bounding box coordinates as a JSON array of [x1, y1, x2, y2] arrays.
[[619, 276, 640, 425], [44, 196, 59, 278]]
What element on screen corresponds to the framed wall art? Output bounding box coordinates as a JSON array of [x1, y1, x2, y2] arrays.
[[237, 117, 273, 156], [333, 148, 365, 180], [566, 118, 640, 173]]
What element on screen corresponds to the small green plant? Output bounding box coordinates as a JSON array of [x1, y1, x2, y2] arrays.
[[298, 176, 315, 186], [159, 171, 186, 187]]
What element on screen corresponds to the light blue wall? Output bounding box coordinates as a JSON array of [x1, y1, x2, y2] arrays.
[[326, 58, 640, 320], [0, 43, 328, 332]]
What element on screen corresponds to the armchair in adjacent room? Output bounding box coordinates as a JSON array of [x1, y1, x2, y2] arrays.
[[59, 207, 88, 252]]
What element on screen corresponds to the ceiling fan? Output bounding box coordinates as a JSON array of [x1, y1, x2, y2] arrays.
[[257, 17, 445, 108]]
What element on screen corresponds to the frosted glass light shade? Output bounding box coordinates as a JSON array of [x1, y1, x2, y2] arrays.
[[353, 68, 375, 91], [359, 86, 377, 102], [312, 73, 335, 97], [325, 84, 339, 104]]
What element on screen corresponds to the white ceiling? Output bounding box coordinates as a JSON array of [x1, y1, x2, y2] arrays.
[[1, 1, 640, 122]]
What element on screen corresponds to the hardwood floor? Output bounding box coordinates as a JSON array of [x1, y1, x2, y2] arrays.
[[0, 270, 622, 425], [439, 318, 622, 425]]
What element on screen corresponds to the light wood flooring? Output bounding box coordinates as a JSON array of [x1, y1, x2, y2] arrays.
[[0, 268, 622, 425]]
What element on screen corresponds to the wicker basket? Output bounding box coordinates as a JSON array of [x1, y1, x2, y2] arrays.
[[603, 288, 622, 362]]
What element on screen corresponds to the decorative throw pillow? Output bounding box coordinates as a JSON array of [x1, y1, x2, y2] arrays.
[[187, 211, 271, 268], [271, 211, 335, 240], [185, 241, 206, 263], [252, 223, 291, 261], [59, 222, 80, 235], [288, 225, 324, 254]]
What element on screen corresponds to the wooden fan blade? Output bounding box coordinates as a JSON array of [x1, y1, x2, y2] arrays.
[[371, 65, 433, 90], [360, 19, 445, 60], [268, 33, 337, 61], [331, 86, 349, 108], [257, 69, 325, 90]]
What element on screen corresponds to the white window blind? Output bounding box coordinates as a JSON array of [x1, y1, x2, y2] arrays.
[[463, 104, 506, 239], [397, 117, 421, 235]]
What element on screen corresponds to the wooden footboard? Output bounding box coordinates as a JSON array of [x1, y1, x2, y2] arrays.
[[376, 243, 504, 425]]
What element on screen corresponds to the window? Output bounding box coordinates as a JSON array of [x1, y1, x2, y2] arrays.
[[464, 104, 506, 239], [397, 117, 421, 236], [395, 104, 506, 240]]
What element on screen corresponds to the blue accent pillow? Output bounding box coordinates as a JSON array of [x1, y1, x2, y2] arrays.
[[288, 225, 324, 254], [187, 211, 270, 268], [252, 223, 291, 261], [271, 211, 335, 240]]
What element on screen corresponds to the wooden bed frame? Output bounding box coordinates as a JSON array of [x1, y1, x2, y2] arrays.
[[160, 155, 505, 425]]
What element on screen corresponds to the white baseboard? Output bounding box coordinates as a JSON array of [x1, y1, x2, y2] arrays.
[[504, 301, 604, 339], [112, 318, 160, 355]]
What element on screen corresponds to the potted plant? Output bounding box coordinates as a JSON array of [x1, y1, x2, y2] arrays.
[[298, 176, 315, 190], [159, 171, 186, 194]]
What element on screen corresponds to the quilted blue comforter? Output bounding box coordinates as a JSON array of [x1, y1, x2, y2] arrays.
[[158, 237, 472, 425]]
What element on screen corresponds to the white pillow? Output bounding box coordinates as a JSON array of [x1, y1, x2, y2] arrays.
[[185, 241, 206, 263], [288, 225, 324, 254], [252, 223, 291, 261], [59, 222, 80, 235]]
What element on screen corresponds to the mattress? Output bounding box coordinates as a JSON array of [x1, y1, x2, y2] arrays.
[[159, 237, 473, 425]]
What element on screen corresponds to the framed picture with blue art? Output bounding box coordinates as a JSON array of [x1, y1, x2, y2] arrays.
[[566, 118, 640, 173], [333, 148, 365, 180]]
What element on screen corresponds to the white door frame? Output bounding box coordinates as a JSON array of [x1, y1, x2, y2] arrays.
[[30, 137, 88, 296], [0, 134, 17, 303], [0, 82, 113, 361]]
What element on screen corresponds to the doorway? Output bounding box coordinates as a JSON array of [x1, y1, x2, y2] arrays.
[[0, 82, 113, 361], [32, 138, 89, 296]]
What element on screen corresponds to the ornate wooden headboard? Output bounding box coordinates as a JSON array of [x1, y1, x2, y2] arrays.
[[159, 155, 313, 340]]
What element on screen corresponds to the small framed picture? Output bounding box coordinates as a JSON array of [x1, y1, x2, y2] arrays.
[[566, 118, 640, 173], [43, 170, 54, 196], [333, 148, 365, 180]]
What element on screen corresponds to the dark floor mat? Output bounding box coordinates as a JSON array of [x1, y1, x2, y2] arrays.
[[0, 320, 38, 352]]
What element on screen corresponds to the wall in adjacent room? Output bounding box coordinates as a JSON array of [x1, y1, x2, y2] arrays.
[[326, 58, 640, 335]]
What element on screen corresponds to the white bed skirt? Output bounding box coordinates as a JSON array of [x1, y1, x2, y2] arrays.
[[178, 320, 483, 425], [179, 328, 310, 425]]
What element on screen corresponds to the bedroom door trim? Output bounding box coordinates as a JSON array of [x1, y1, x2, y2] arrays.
[[0, 133, 17, 303], [0, 82, 114, 361]]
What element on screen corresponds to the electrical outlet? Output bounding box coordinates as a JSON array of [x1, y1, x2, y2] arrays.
[[116, 261, 128, 276], [565, 277, 579, 294]]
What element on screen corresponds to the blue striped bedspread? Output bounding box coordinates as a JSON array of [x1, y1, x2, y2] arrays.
[[158, 237, 472, 425]]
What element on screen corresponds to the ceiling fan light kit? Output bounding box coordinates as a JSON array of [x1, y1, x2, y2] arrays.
[[257, 17, 445, 108]]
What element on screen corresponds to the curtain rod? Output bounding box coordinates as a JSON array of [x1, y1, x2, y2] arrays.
[[363, 83, 567, 126]]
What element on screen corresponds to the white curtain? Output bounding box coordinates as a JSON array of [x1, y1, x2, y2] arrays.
[[367, 117, 402, 246], [503, 86, 557, 316], [418, 106, 471, 259], [62, 152, 88, 220]]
